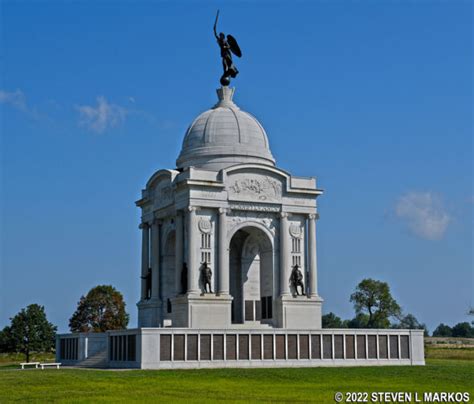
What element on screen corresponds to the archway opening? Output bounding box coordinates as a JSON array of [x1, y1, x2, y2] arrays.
[[229, 226, 273, 325]]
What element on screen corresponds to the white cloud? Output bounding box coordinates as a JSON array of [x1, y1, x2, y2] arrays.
[[0, 89, 27, 111], [76, 96, 127, 134], [395, 191, 450, 240], [0, 89, 47, 121]]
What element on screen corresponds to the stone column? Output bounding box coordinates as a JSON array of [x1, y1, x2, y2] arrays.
[[174, 211, 184, 294], [307, 213, 318, 296], [217, 208, 229, 295], [139, 223, 150, 300], [150, 219, 160, 299], [187, 206, 199, 294], [279, 212, 290, 296]]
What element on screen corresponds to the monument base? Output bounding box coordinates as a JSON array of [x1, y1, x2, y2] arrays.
[[137, 299, 162, 327], [276, 295, 323, 329], [171, 293, 233, 328], [57, 328, 425, 369]]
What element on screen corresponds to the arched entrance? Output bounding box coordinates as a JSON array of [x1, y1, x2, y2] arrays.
[[229, 226, 274, 325]]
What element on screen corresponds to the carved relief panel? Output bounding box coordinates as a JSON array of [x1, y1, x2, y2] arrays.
[[226, 172, 283, 203]]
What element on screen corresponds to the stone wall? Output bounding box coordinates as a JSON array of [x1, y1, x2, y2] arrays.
[[57, 328, 424, 369]]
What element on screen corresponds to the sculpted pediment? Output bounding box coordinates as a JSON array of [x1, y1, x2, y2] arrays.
[[226, 171, 284, 203]]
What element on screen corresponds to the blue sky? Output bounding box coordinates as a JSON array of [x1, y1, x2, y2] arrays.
[[1, 1, 472, 333]]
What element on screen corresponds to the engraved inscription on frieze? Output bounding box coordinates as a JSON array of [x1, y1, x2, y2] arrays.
[[227, 174, 283, 202]]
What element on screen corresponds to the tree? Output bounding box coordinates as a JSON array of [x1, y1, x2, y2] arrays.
[[451, 322, 474, 338], [346, 313, 370, 329], [7, 304, 57, 362], [350, 278, 401, 328], [392, 313, 429, 336], [322, 312, 346, 328], [432, 323, 452, 337], [69, 285, 129, 332], [0, 326, 13, 353]]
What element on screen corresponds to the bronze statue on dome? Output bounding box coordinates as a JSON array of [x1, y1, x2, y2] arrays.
[[214, 10, 242, 87]]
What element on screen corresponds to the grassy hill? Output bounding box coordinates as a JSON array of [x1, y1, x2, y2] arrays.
[[1, 339, 472, 403]]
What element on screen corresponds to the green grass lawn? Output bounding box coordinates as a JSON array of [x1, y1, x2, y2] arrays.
[[0, 358, 472, 403]]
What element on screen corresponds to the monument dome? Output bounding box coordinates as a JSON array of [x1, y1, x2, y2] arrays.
[[176, 86, 276, 170]]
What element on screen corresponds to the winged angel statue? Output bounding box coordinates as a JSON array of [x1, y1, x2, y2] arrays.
[[214, 10, 242, 86]]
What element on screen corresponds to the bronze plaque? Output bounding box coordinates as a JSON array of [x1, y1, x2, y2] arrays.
[[251, 335, 262, 360], [173, 334, 185, 361], [255, 300, 261, 321], [267, 296, 272, 319], [187, 334, 198, 361], [275, 335, 285, 359], [213, 334, 224, 360], [334, 335, 344, 359], [367, 335, 377, 358], [127, 335, 136, 361], [245, 300, 254, 321], [356, 335, 366, 359], [323, 335, 332, 359], [389, 335, 399, 359], [311, 335, 321, 359], [200, 334, 211, 360], [239, 334, 249, 360], [226, 334, 237, 360], [160, 334, 171, 361], [261, 297, 267, 319], [345, 335, 355, 359], [379, 335, 388, 359], [400, 335, 410, 359], [287, 334, 297, 359], [299, 335, 309, 359], [263, 335, 273, 359]]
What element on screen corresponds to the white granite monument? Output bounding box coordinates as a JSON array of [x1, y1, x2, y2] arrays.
[[56, 26, 424, 368], [136, 86, 323, 331]]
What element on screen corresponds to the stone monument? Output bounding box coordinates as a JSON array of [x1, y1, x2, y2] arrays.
[[136, 85, 323, 330], [56, 14, 425, 368]]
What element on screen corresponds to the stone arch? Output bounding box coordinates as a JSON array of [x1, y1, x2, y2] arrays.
[[229, 225, 275, 325], [228, 220, 275, 250]]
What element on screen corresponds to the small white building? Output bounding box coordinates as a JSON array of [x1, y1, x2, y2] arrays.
[[136, 86, 323, 330], [57, 86, 424, 369]]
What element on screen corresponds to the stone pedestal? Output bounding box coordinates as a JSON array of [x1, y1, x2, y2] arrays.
[[137, 299, 162, 327], [171, 294, 233, 329], [275, 295, 323, 329]]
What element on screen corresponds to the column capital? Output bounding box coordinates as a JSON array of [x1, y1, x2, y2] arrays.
[[280, 212, 289, 219], [308, 213, 320, 220], [218, 207, 229, 215], [187, 206, 199, 213], [139, 222, 149, 229]]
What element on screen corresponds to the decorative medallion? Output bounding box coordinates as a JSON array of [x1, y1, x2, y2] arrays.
[[198, 218, 212, 233], [289, 223, 302, 238]]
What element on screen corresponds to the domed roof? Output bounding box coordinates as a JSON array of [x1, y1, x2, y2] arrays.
[[176, 87, 275, 171]]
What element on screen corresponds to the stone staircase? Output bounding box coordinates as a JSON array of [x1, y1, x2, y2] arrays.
[[78, 350, 107, 368]]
